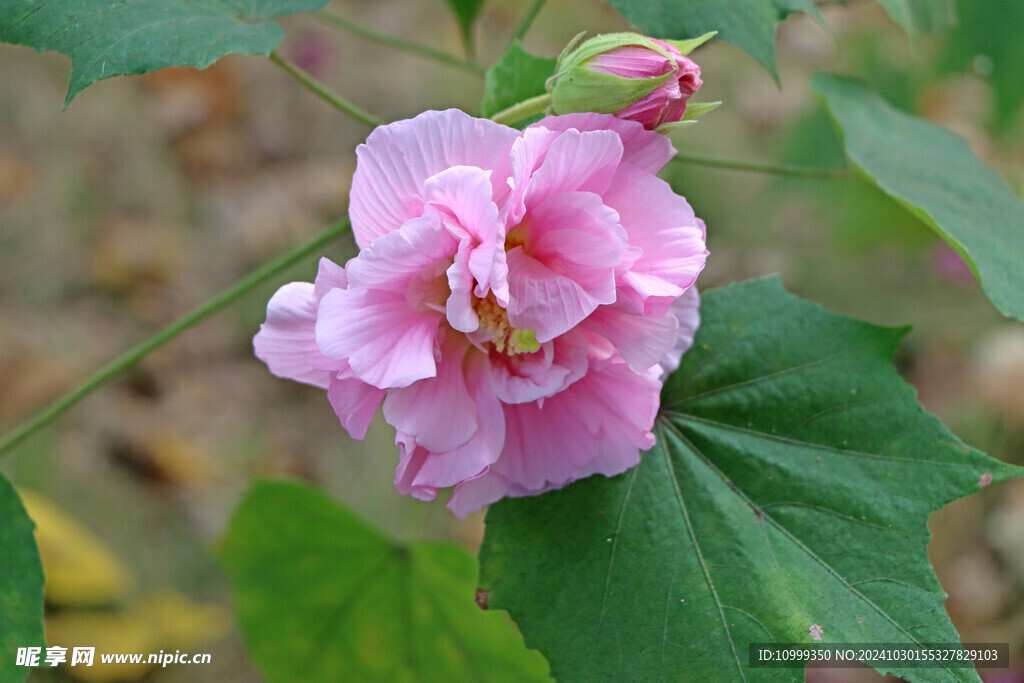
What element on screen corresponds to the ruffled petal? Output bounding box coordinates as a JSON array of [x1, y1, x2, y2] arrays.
[[522, 128, 623, 210], [657, 285, 701, 380], [418, 165, 509, 325], [327, 375, 386, 440], [395, 445, 437, 501], [445, 252, 478, 334], [525, 191, 625, 299], [316, 287, 442, 389], [602, 164, 707, 317], [583, 302, 679, 372], [383, 336, 477, 453], [529, 113, 676, 174], [254, 282, 341, 389], [446, 470, 511, 518], [505, 248, 607, 343], [393, 350, 504, 499], [448, 352, 659, 516], [349, 109, 519, 248], [345, 214, 458, 295], [506, 192, 628, 343]]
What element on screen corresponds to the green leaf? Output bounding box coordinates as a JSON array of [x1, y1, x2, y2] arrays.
[[875, 0, 957, 35], [603, 0, 824, 80], [0, 476, 45, 683], [480, 41, 556, 121], [444, 0, 485, 56], [0, 0, 331, 106], [217, 480, 549, 682], [479, 276, 1022, 682], [813, 75, 1024, 322]]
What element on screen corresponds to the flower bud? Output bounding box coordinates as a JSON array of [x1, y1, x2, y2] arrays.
[[547, 32, 713, 130]]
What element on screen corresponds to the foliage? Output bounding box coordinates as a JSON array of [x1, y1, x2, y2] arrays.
[[480, 41, 557, 120], [218, 480, 549, 682], [815, 75, 1024, 322], [479, 277, 1020, 681], [1, 0, 1022, 681], [0, 477, 45, 683], [0, 0, 331, 106]]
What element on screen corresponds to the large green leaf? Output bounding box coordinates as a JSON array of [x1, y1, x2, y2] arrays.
[[478, 276, 1021, 681], [0, 475, 45, 683], [603, 0, 824, 80], [0, 0, 331, 106], [814, 75, 1024, 322], [479, 41, 556, 121], [875, 0, 957, 35], [217, 480, 549, 682]]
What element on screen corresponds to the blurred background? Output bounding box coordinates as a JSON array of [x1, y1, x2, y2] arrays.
[[1, 0, 1022, 680]]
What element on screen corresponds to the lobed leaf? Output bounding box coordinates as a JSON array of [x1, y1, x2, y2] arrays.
[[0, 0, 331, 106], [479, 276, 1022, 681], [217, 480, 549, 682], [814, 74, 1024, 322], [0, 475, 45, 683]]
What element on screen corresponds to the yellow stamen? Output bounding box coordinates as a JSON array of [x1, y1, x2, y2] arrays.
[[472, 292, 538, 355]]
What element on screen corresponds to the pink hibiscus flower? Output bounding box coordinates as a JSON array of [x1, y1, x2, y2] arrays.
[[254, 109, 707, 517]]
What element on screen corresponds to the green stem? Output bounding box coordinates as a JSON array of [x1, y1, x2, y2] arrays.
[[490, 93, 552, 126], [672, 152, 850, 179], [269, 51, 383, 128], [0, 219, 352, 458], [315, 11, 485, 76], [511, 0, 547, 45]]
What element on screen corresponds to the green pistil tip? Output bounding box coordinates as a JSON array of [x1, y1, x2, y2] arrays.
[[512, 328, 540, 353]]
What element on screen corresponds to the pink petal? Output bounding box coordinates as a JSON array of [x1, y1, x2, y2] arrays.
[[327, 375, 386, 440], [419, 165, 509, 319], [447, 471, 512, 518], [395, 446, 438, 501], [316, 287, 442, 389], [522, 128, 623, 210], [583, 303, 679, 372], [349, 110, 519, 248], [615, 77, 682, 128], [505, 248, 608, 343], [445, 253, 479, 334], [254, 282, 340, 389], [345, 215, 458, 295], [587, 45, 675, 79], [312, 257, 348, 300], [603, 165, 707, 316], [506, 127, 562, 226], [393, 350, 504, 496], [526, 191, 626, 298], [529, 113, 676, 174], [657, 286, 701, 380], [485, 327, 589, 404], [383, 336, 477, 453], [449, 352, 659, 516], [505, 191, 628, 344]]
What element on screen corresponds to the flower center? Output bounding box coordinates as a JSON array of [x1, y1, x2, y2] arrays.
[[504, 222, 528, 251], [472, 292, 539, 355]]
